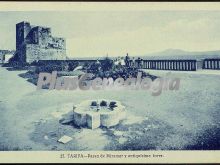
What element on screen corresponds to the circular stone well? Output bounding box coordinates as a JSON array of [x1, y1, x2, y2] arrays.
[[73, 100, 126, 129]]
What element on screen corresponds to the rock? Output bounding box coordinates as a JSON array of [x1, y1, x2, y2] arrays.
[[151, 124, 159, 129], [48, 131, 57, 138], [118, 137, 127, 144], [113, 131, 124, 136], [24, 146, 32, 150], [135, 131, 143, 136], [38, 119, 47, 123], [144, 128, 149, 131], [44, 135, 49, 140], [51, 146, 57, 150], [58, 135, 73, 144]]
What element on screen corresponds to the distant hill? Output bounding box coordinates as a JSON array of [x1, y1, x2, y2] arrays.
[[140, 49, 220, 60], [67, 49, 220, 60]]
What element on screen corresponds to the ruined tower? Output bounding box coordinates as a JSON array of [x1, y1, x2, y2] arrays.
[[16, 21, 66, 63]]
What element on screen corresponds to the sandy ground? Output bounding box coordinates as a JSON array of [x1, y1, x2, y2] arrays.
[[0, 66, 220, 150]]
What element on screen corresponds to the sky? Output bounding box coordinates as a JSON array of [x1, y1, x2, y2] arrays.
[[0, 11, 220, 57]]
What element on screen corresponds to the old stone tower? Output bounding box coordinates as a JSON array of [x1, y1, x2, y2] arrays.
[[16, 21, 66, 63]]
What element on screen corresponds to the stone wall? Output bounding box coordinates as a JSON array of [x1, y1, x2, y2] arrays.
[[16, 21, 66, 63], [25, 44, 66, 63]]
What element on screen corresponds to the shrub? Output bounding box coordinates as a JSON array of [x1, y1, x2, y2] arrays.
[[100, 57, 114, 72]]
